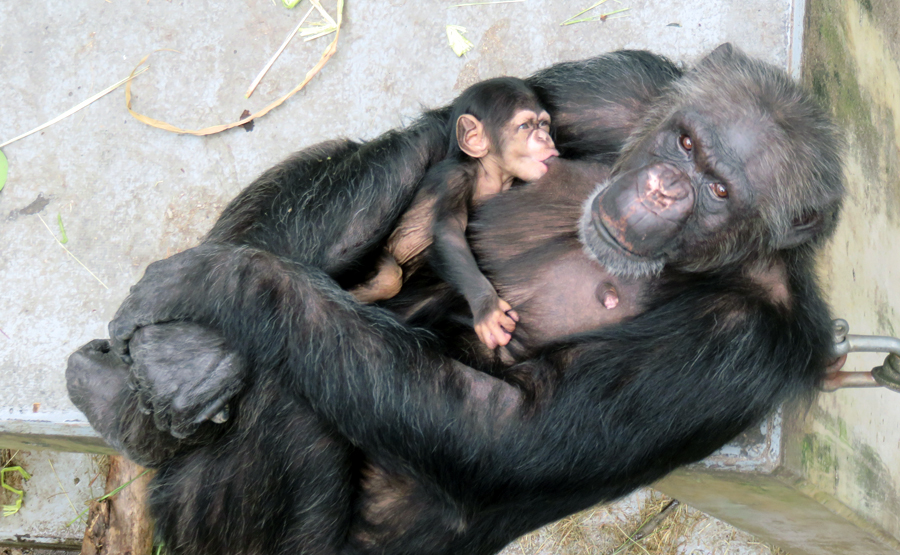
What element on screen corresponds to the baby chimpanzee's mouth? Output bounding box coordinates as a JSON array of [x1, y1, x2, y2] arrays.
[[538, 153, 559, 172]]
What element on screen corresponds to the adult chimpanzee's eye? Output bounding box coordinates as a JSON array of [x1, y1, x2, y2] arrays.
[[711, 182, 728, 199], [519, 122, 532, 131], [679, 134, 693, 152]]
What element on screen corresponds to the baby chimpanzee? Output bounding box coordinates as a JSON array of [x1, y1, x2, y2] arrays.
[[351, 77, 559, 349]]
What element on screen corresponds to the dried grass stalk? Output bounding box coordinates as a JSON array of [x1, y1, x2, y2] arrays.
[[0, 67, 148, 149], [246, 4, 317, 98], [126, 0, 344, 137]]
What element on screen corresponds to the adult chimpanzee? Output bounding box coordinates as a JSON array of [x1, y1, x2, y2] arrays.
[[352, 76, 559, 351], [66, 44, 844, 555]]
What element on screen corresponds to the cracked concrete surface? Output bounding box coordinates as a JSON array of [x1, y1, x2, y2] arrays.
[[0, 0, 800, 547]]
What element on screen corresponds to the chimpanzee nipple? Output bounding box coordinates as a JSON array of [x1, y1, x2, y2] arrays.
[[598, 283, 619, 310]]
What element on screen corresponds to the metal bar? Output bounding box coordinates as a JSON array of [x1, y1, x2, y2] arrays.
[[827, 319, 900, 392]]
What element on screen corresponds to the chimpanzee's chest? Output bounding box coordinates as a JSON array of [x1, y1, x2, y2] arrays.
[[499, 249, 647, 344]]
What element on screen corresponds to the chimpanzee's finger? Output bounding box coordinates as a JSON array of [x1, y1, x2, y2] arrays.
[[108, 322, 132, 361], [487, 329, 499, 349], [129, 375, 154, 416], [474, 325, 492, 349], [499, 313, 517, 333], [490, 321, 512, 347]]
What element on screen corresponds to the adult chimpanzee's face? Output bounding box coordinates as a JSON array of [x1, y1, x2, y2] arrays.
[[579, 109, 775, 278], [498, 109, 559, 183]]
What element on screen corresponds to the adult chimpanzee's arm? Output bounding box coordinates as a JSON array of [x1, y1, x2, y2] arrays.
[[204, 109, 450, 278], [289, 279, 832, 504], [527, 50, 681, 162], [104, 110, 448, 408], [113, 245, 831, 504], [209, 50, 683, 269]]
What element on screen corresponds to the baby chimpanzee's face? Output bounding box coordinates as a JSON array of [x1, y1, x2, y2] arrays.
[[498, 109, 559, 183]]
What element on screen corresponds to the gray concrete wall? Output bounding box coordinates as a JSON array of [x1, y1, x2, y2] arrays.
[[790, 0, 900, 542]]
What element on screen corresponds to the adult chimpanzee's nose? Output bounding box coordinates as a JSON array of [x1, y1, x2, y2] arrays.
[[640, 164, 692, 210]]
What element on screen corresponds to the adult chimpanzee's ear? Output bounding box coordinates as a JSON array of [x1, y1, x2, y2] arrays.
[[711, 43, 734, 58], [778, 211, 829, 249], [698, 43, 736, 68], [457, 114, 490, 158]]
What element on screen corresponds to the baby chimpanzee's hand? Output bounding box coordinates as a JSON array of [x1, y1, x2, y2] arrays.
[[474, 298, 519, 350]]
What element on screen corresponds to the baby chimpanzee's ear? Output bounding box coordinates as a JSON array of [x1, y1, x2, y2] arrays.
[[457, 114, 491, 158]]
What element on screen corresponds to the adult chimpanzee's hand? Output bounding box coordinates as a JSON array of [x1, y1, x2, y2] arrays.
[[105, 245, 249, 438], [128, 322, 246, 438], [109, 250, 205, 360]]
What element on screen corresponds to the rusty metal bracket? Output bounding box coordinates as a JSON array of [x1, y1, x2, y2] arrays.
[[823, 319, 900, 392]]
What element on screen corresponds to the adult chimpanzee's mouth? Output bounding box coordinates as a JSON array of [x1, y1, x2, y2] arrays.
[[589, 193, 647, 260], [591, 215, 642, 258], [579, 185, 666, 279]]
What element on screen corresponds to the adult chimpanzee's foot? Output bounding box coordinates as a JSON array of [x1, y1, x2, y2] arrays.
[[67, 339, 134, 442], [67, 325, 244, 467], [126, 322, 247, 439]]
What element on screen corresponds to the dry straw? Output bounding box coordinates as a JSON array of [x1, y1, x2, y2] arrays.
[[126, 0, 344, 137]]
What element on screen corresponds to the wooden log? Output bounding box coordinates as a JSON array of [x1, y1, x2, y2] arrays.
[[81, 456, 153, 555]]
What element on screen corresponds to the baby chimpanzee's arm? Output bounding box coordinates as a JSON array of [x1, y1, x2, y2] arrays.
[[429, 162, 518, 350]]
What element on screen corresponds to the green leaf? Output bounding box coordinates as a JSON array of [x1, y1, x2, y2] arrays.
[[446, 25, 474, 57], [0, 149, 7, 193], [57, 214, 68, 244], [283, 0, 302, 7]]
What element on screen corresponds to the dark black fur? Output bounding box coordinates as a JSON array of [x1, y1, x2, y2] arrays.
[[66, 46, 843, 555]]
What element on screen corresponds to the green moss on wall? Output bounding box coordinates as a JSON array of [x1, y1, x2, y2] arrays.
[[803, 2, 878, 166], [800, 433, 840, 474], [803, 0, 900, 221]]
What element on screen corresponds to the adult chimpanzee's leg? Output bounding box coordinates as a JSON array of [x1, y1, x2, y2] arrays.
[[111, 240, 831, 543], [146, 374, 356, 555], [69, 327, 357, 555]]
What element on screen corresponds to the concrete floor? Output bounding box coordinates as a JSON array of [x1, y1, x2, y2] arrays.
[[0, 0, 807, 549], [0, 0, 802, 441]]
